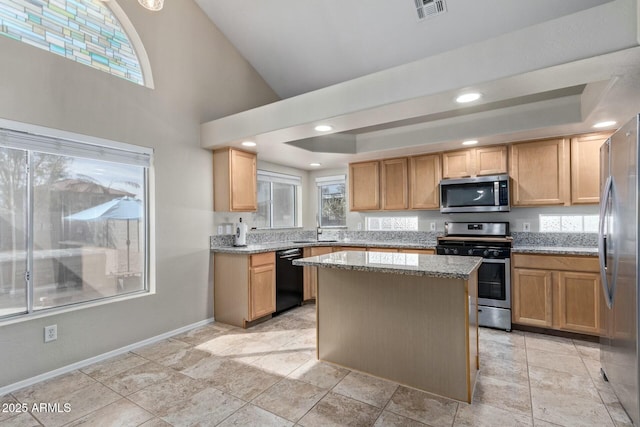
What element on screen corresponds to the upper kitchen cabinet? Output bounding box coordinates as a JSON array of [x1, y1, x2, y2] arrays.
[[570, 132, 611, 204], [381, 158, 409, 210], [475, 146, 509, 176], [510, 138, 570, 206], [409, 154, 441, 210], [349, 160, 380, 211], [442, 146, 507, 178], [213, 147, 257, 212]]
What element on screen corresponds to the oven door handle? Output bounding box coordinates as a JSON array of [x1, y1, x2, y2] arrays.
[[479, 258, 509, 264]]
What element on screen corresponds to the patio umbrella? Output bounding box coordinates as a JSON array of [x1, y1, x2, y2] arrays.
[[66, 196, 143, 271]]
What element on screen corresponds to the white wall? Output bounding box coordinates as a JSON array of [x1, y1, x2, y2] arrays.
[[0, 1, 278, 387]]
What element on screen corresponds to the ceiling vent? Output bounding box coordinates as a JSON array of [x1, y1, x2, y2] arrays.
[[414, 0, 447, 20]]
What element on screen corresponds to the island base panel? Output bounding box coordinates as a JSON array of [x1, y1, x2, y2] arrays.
[[317, 268, 477, 402]]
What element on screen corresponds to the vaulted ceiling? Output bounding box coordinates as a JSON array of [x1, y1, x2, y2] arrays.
[[196, 0, 640, 170]]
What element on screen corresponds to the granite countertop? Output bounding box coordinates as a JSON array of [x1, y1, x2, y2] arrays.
[[211, 240, 437, 254], [512, 246, 598, 256], [293, 251, 482, 280]]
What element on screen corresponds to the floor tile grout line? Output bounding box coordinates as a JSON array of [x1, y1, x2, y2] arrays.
[[523, 331, 537, 427]]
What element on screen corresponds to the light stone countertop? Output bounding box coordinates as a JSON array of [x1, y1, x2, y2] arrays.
[[210, 240, 437, 254], [512, 246, 598, 256], [292, 250, 482, 280]]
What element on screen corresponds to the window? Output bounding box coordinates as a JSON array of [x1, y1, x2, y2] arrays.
[[255, 170, 301, 229], [0, 0, 153, 87], [539, 214, 599, 233], [317, 175, 346, 228], [366, 216, 419, 231], [0, 126, 151, 320]]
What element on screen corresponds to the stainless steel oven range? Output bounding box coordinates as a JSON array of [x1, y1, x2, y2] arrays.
[[436, 222, 512, 331]]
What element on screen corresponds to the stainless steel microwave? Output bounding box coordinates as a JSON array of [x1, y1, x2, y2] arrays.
[[440, 174, 510, 213]]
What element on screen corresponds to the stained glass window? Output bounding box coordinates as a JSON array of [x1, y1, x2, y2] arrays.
[[0, 0, 146, 86]]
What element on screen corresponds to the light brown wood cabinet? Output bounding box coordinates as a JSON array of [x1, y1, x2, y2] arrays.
[[570, 132, 611, 204], [510, 138, 570, 206], [349, 161, 380, 211], [213, 147, 257, 212], [442, 146, 507, 178], [381, 158, 409, 210], [213, 251, 275, 328], [400, 248, 436, 254], [512, 253, 603, 335], [249, 252, 276, 320], [303, 246, 332, 301], [409, 154, 441, 209]]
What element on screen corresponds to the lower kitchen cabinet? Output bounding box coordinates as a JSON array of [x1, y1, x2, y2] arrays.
[[214, 251, 275, 328], [303, 246, 332, 301], [512, 253, 603, 335], [400, 248, 436, 254]]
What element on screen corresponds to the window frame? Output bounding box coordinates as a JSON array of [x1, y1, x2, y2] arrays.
[[0, 120, 153, 323], [316, 175, 347, 229], [256, 170, 301, 229]]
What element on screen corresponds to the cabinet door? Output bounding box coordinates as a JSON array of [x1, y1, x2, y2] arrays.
[[230, 149, 257, 211], [571, 133, 610, 204], [556, 271, 601, 335], [512, 268, 553, 327], [303, 247, 333, 300], [442, 149, 474, 178], [249, 263, 275, 320], [381, 158, 409, 210], [349, 161, 380, 210], [475, 146, 507, 176], [409, 154, 441, 209], [368, 247, 399, 252], [510, 138, 569, 206]]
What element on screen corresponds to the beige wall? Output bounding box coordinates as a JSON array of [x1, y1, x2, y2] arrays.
[[0, 0, 278, 387]]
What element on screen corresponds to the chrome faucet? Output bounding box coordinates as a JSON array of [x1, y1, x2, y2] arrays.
[[316, 226, 323, 241]]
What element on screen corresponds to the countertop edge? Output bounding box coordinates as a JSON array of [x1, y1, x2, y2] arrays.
[[293, 255, 482, 280]]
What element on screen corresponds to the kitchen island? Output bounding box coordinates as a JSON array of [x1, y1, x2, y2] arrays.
[[293, 250, 482, 403]]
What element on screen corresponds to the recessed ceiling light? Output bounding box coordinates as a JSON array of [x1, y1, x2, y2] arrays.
[[241, 141, 256, 147], [456, 93, 481, 103], [593, 120, 617, 128], [309, 162, 322, 167], [462, 140, 478, 146], [314, 125, 333, 132]]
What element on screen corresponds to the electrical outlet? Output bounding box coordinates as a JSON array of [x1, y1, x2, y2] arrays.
[[357, 222, 362, 230], [430, 222, 436, 231], [44, 325, 57, 343], [523, 222, 531, 232], [217, 225, 223, 235]]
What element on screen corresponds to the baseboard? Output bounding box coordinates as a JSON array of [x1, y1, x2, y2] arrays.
[[0, 317, 215, 396]]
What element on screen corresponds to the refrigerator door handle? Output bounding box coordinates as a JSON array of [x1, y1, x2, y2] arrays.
[[598, 175, 616, 309]]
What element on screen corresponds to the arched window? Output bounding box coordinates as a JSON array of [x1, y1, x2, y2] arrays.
[[0, 0, 154, 88]]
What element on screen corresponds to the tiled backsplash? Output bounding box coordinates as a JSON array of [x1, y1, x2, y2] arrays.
[[211, 229, 598, 248], [511, 231, 597, 247]]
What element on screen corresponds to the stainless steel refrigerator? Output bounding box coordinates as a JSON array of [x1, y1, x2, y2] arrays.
[[600, 114, 640, 425]]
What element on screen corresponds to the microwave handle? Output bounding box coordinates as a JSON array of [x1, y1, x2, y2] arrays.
[[494, 181, 499, 206]]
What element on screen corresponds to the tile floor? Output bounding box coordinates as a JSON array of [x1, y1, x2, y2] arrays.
[[1, 303, 633, 426]]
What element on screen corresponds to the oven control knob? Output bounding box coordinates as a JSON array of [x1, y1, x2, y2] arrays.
[[483, 250, 489, 257], [492, 250, 500, 257], [444, 248, 449, 255], [452, 248, 459, 255], [467, 249, 474, 255]]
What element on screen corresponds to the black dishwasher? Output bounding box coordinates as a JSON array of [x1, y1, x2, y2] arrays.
[[275, 248, 304, 314]]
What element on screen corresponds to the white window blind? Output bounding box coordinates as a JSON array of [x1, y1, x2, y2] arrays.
[[0, 128, 151, 167]]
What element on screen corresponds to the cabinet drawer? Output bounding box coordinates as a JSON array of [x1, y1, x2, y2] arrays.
[[251, 252, 275, 267], [512, 254, 598, 273]]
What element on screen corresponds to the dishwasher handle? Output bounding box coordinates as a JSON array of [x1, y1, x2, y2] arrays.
[[278, 248, 302, 259]]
